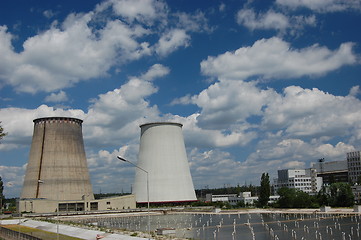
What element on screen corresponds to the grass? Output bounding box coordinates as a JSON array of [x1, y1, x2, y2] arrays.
[[3, 225, 83, 240]]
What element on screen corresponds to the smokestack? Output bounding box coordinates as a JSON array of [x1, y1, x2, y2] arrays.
[[134, 122, 196, 203], [21, 117, 94, 201]]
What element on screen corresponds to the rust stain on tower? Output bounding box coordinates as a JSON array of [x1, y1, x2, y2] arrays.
[[21, 117, 94, 201]]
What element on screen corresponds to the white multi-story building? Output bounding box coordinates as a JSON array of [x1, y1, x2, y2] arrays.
[[273, 169, 323, 194], [347, 151, 361, 183], [205, 192, 279, 206]]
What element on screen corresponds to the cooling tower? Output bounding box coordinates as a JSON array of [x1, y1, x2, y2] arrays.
[[134, 122, 197, 203], [21, 117, 94, 201]]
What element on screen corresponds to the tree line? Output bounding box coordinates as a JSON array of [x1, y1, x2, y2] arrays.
[[257, 172, 354, 208], [195, 172, 355, 209]]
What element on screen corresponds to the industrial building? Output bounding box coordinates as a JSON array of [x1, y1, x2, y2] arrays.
[[312, 158, 348, 184], [347, 151, 361, 183], [18, 195, 136, 213], [206, 194, 240, 205], [134, 122, 197, 204], [19, 117, 135, 213], [273, 169, 322, 195]]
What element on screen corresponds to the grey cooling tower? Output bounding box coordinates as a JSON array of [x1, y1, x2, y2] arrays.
[[21, 117, 94, 201], [134, 122, 197, 203]]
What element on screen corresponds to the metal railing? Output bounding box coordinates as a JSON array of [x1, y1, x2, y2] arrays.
[[0, 226, 42, 240]]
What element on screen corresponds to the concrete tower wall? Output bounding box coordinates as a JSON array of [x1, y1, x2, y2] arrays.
[[135, 122, 196, 203], [21, 117, 94, 201]]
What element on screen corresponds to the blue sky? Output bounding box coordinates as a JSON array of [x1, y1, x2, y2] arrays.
[[1, 0, 361, 198]]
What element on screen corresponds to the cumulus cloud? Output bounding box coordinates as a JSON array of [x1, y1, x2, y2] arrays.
[[0, 165, 26, 197], [236, 8, 316, 35], [0, 12, 151, 93], [262, 86, 361, 138], [188, 148, 250, 188], [0, 0, 207, 94], [177, 114, 257, 148], [349, 85, 361, 97], [155, 29, 191, 57], [246, 134, 355, 171], [140, 64, 170, 81], [276, 0, 361, 12], [174, 11, 212, 33], [43, 10, 56, 19], [177, 80, 275, 129], [236, 9, 290, 31], [98, 0, 168, 25], [86, 145, 140, 194], [44, 90, 68, 102], [0, 64, 168, 150], [201, 37, 357, 80]]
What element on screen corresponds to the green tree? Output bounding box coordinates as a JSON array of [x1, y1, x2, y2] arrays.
[[293, 190, 313, 208], [277, 187, 296, 208], [329, 182, 354, 207], [0, 176, 4, 212], [317, 186, 330, 206], [259, 173, 270, 207], [0, 121, 6, 142], [329, 175, 336, 184], [277, 187, 318, 208], [1, 122, 7, 213]]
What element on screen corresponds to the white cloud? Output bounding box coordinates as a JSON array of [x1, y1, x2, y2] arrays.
[[236, 8, 316, 35], [0, 165, 26, 198], [276, 0, 361, 12], [0, 11, 153, 93], [236, 9, 289, 31], [0, 26, 21, 82], [43, 10, 56, 19], [182, 114, 257, 148], [0, 64, 168, 151], [0, 0, 199, 94], [349, 85, 360, 97], [102, 0, 168, 25], [262, 86, 361, 138], [188, 148, 253, 188], [44, 90, 68, 102], [140, 64, 170, 81], [174, 11, 212, 33], [182, 80, 275, 129], [219, 3, 226, 12], [155, 29, 190, 57], [87, 145, 140, 194], [201, 37, 357, 80], [246, 134, 355, 171]]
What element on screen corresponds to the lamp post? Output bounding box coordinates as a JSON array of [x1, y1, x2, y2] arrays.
[[38, 179, 59, 240], [117, 156, 150, 239]]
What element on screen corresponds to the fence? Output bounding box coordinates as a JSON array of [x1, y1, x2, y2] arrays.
[[0, 226, 42, 240]]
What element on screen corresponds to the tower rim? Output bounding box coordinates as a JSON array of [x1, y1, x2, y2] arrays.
[[139, 122, 182, 128], [33, 117, 83, 124]]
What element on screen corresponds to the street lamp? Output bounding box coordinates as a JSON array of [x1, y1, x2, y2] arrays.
[[117, 156, 151, 239], [38, 179, 59, 240]]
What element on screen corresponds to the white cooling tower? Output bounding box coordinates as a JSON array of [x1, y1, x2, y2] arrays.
[[134, 122, 197, 204]]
